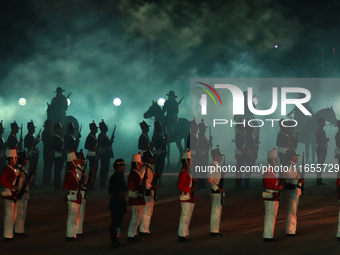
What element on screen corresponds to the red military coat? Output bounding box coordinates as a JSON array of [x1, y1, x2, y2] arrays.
[[127, 169, 146, 206], [177, 166, 197, 203], [263, 168, 281, 201]]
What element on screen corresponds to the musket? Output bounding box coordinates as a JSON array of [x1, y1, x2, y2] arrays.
[[301, 152, 305, 195], [220, 154, 226, 206], [66, 93, 72, 99], [109, 125, 116, 158], [18, 124, 23, 152], [178, 97, 184, 106], [37, 129, 42, 140]]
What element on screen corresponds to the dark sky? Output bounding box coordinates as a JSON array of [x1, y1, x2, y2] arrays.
[[0, 0, 339, 161]]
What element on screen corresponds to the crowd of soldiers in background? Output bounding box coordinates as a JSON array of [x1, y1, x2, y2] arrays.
[[2, 86, 340, 247]]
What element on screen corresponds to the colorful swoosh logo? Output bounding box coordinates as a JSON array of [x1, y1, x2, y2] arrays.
[[197, 82, 223, 106]]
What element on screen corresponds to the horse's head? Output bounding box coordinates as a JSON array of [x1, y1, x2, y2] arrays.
[[325, 106, 337, 127], [143, 100, 162, 119]]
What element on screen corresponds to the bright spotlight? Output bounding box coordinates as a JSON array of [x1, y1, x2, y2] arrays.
[[274, 45, 278, 48], [19, 98, 26, 106], [157, 98, 165, 106], [67, 98, 71, 106], [113, 97, 121, 106]]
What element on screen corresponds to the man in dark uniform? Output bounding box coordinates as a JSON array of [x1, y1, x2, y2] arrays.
[[108, 159, 127, 248], [64, 123, 80, 155], [152, 120, 167, 187], [49, 87, 68, 122], [24, 120, 40, 188], [316, 117, 329, 185], [52, 122, 64, 190], [98, 119, 114, 189], [138, 121, 150, 156], [42, 120, 54, 186], [276, 119, 292, 168], [197, 119, 212, 189], [244, 123, 258, 188], [7, 121, 23, 153], [0, 120, 7, 174], [85, 121, 98, 188], [235, 123, 246, 189], [189, 118, 199, 160]]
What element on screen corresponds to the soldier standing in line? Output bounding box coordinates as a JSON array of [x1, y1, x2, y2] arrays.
[[244, 123, 259, 188], [139, 149, 157, 236], [207, 146, 225, 237], [262, 148, 282, 243], [335, 120, 340, 188], [52, 122, 64, 190], [7, 121, 23, 153], [189, 119, 199, 188], [85, 121, 98, 188], [197, 119, 212, 190], [42, 120, 54, 186], [64, 123, 81, 159], [315, 117, 329, 185], [0, 121, 7, 174], [138, 121, 150, 161], [0, 149, 20, 241], [108, 159, 127, 248], [15, 151, 35, 237], [63, 151, 86, 241], [235, 124, 246, 190], [127, 152, 145, 242], [24, 120, 40, 188], [177, 150, 196, 242], [152, 120, 167, 188], [283, 148, 303, 237], [276, 119, 292, 169], [98, 120, 114, 189]]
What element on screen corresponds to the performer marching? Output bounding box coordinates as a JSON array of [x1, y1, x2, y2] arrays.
[[108, 159, 127, 248], [127, 152, 145, 242], [52, 122, 64, 190], [24, 120, 40, 188], [207, 146, 225, 237], [315, 117, 329, 185], [63, 151, 86, 241], [85, 121, 98, 188], [0, 149, 20, 241], [42, 120, 54, 186], [139, 149, 157, 236], [177, 150, 196, 242], [97, 120, 114, 189], [262, 148, 282, 242]]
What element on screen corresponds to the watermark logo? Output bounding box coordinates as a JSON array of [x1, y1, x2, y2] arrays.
[[197, 82, 223, 115]]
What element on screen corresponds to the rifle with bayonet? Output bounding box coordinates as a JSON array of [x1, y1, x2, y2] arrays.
[[109, 125, 116, 158], [18, 124, 23, 152]]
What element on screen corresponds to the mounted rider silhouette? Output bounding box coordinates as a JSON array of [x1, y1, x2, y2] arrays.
[[162, 91, 184, 135], [48, 87, 68, 123]]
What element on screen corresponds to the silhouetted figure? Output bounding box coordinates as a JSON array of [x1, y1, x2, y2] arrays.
[[42, 120, 54, 186], [138, 121, 150, 161], [85, 121, 98, 188], [0, 121, 7, 174], [162, 91, 183, 132], [244, 122, 258, 188], [7, 121, 22, 153], [48, 87, 68, 123], [315, 117, 328, 185], [52, 122, 64, 190], [152, 120, 167, 187], [197, 119, 212, 189]]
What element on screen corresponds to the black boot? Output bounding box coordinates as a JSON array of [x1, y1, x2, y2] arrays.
[[111, 228, 126, 248]]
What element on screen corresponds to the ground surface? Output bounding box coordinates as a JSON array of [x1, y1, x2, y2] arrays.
[[1, 164, 340, 255]]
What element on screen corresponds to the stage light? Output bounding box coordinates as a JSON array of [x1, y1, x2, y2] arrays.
[[157, 98, 165, 106], [274, 45, 278, 48], [113, 97, 121, 106], [67, 98, 71, 106], [19, 98, 26, 106]]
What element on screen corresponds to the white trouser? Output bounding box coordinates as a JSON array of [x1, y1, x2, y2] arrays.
[[3, 199, 17, 238], [140, 195, 154, 233], [15, 193, 29, 234], [337, 201, 340, 237], [178, 202, 195, 237], [210, 193, 222, 233], [263, 200, 279, 238], [77, 191, 86, 234], [67, 202, 80, 238], [286, 188, 301, 234], [128, 205, 145, 237]]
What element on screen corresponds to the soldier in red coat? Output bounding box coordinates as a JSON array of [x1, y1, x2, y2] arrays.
[[177, 150, 196, 242], [127, 152, 145, 242], [262, 148, 282, 243], [0, 149, 20, 241], [63, 151, 86, 241]]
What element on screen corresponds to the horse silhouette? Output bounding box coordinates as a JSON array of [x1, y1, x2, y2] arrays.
[[144, 100, 189, 165], [294, 106, 337, 163]]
